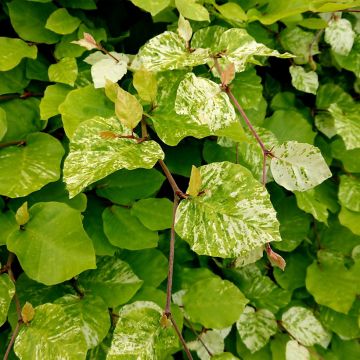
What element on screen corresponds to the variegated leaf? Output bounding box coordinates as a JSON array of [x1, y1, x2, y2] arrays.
[[14, 303, 88, 359], [236, 306, 277, 353], [63, 116, 164, 198], [55, 294, 110, 349], [285, 340, 310, 360], [107, 301, 179, 359], [218, 28, 293, 72], [339, 175, 360, 212], [131, 31, 210, 72], [281, 307, 331, 348], [175, 73, 237, 131], [175, 162, 281, 258], [328, 104, 360, 150], [289, 66, 319, 95], [325, 18, 355, 56], [0, 274, 15, 326], [270, 141, 332, 192], [151, 71, 246, 146]]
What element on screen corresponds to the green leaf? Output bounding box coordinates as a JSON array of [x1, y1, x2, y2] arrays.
[[0, 274, 15, 326], [78, 256, 143, 308], [131, 198, 173, 231], [339, 206, 360, 236], [120, 249, 168, 287], [265, 110, 316, 145], [328, 104, 360, 150], [175, 0, 209, 22], [0, 133, 64, 198], [217, 28, 293, 73], [215, 2, 247, 21], [45, 8, 81, 35], [175, 162, 281, 258], [298, 17, 328, 29], [103, 205, 158, 249], [0, 210, 17, 246], [131, 31, 210, 72], [289, 65, 319, 95], [59, 0, 97, 9], [280, 26, 319, 65], [273, 196, 311, 252], [40, 83, 71, 120], [0, 108, 6, 141], [83, 194, 117, 256], [133, 70, 157, 103], [270, 141, 332, 192], [320, 303, 360, 340], [175, 73, 237, 132], [15, 201, 29, 226], [225, 265, 291, 313], [273, 250, 312, 291], [152, 71, 246, 146], [55, 294, 111, 349], [316, 83, 354, 110], [7, 202, 96, 285], [281, 306, 331, 347], [177, 15, 192, 43], [325, 18, 355, 56], [306, 251, 359, 313], [212, 353, 239, 360], [95, 168, 165, 205], [236, 306, 277, 353], [48, 57, 78, 86], [183, 277, 248, 328], [0, 37, 37, 71], [14, 303, 88, 359], [339, 175, 360, 212], [115, 87, 143, 130], [0, 62, 30, 95], [63, 116, 164, 198], [8, 0, 61, 44], [107, 301, 179, 359], [129, 0, 170, 16], [331, 138, 360, 173], [59, 84, 114, 138], [333, 34, 360, 78]]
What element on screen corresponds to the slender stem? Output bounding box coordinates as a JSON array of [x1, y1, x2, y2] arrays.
[[164, 196, 179, 316], [99, 45, 120, 63], [4, 321, 22, 360], [0, 140, 26, 149], [170, 315, 193, 360], [184, 318, 213, 357], [4, 253, 23, 360], [0, 92, 42, 101], [141, 118, 148, 139], [158, 160, 187, 199]]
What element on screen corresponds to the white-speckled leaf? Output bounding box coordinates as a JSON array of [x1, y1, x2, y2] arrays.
[[14, 303, 88, 359], [270, 141, 332, 192], [233, 246, 264, 268], [131, 31, 210, 72], [63, 116, 164, 198], [107, 301, 179, 359], [188, 328, 231, 360], [281, 307, 331, 347], [285, 340, 310, 360], [175, 162, 281, 258], [328, 104, 360, 150], [0, 133, 64, 198], [151, 71, 247, 146], [325, 18, 355, 56], [175, 73, 237, 131], [289, 65, 319, 95], [78, 256, 143, 308], [218, 28, 293, 72], [339, 175, 360, 212], [236, 306, 277, 353], [55, 294, 111, 349], [0, 274, 15, 326]]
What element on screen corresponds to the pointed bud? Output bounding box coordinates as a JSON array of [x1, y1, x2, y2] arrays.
[[187, 165, 202, 197], [100, 131, 118, 140], [15, 202, 29, 226], [221, 62, 235, 86], [266, 244, 286, 271], [160, 314, 172, 328], [21, 302, 35, 324], [178, 15, 192, 43], [71, 32, 99, 50]]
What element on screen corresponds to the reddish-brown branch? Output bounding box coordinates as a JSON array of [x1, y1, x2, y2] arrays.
[[158, 160, 187, 199], [170, 315, 193, 360], [0, 140, 26, 149], [184, 317, 213, 357], [0, 92, 43, 101], [4, 253, 23, 360]]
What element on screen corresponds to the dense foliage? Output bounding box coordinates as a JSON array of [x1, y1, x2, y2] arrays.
[[0, 0, 360, 359]]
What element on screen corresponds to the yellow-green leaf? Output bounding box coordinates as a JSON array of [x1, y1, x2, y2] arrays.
[[187, 165, 202, 197]]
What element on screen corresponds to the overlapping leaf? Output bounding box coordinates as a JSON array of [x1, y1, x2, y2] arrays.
[[63, 116, 164, 198]]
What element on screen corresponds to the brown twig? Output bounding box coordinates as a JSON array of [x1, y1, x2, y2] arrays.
[[170, 315, 193, 360], [158, 160, 188, 199], [0, 140, 26, 149], [184, 317, 213, 357], [0, 92, 43, 101], [4, 253, 23, 360]]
